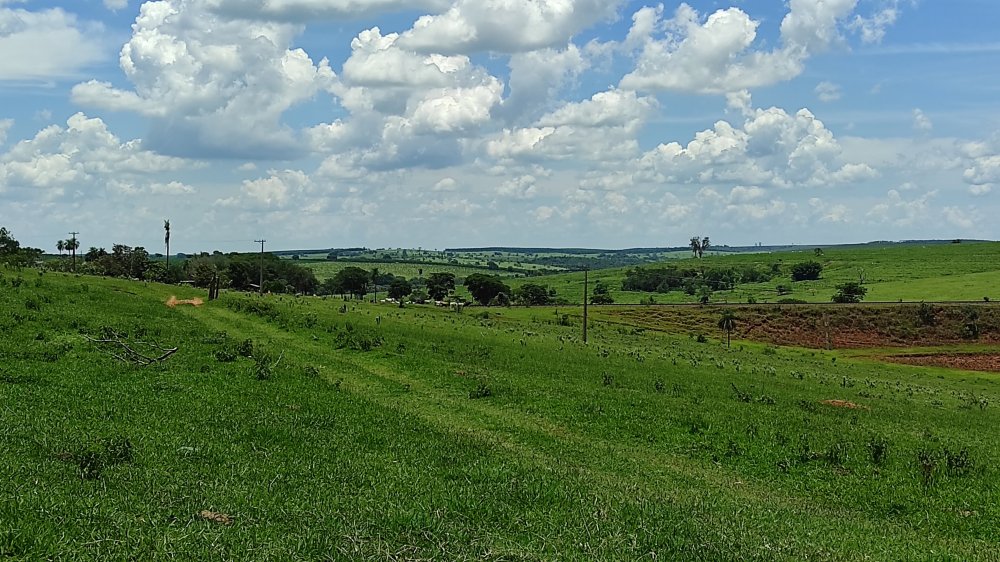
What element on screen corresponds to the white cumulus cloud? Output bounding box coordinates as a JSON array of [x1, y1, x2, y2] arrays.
[[72, 0, 335, 159], [0, 6, 107, 80], [399, 0, 623, 54]]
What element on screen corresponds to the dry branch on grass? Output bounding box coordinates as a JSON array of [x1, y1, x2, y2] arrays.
[[83, 332, 179, 366]]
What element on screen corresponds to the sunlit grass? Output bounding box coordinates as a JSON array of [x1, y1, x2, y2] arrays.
[[1, 269, 998, 559]]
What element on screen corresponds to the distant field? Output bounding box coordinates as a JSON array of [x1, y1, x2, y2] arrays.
[[283, 247, 734, 276], [298, 260, 524, 281], [512, 242, 1000, 304]]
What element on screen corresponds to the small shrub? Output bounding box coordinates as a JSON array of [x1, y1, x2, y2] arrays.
[[76, 451, 103, 481], [945, 448, 974, 476], [103, 437, 134, 464], [962, 307, 981, 339], [832, 282, 867, 303], [791, 262, 822, 282], [868, 435, 889, 466], [214, 348, 237, 362], [917, 302, 936, 326], [917, 448, 940, 488], [469, 383, 492, 400], [825, 442, 849, 466], [252, 353, 274, 380], [236, 338, 254, 358], [602, 372, 614, 387], [654, 380, 665, 394], [696, 334, 708, 344]]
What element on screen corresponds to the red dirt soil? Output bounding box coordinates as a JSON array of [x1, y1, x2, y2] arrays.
[[881, 353, 1000, 373], [609, 304, 1000, 350], [166, 296, 204, 308], [821, 400, 870, 410]]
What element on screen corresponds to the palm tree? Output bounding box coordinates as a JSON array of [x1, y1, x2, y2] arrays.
[[56, 240, 65, 256], [700, 237, 710, 258], [689, 237, 701, 258], [718, 310, 737, 348], [164, 220, 171, 274], [67, 237, 80, 271]]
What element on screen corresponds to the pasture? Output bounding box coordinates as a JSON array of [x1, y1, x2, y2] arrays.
[[2, 268, 999, 560], [512, 242, 1000, 305], [296, 259, 512, 282]]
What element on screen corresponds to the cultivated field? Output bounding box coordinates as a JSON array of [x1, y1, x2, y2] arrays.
[[297, 260, 525, 282], [2, 269, 999, 560], [512, 242, 1000, 305]]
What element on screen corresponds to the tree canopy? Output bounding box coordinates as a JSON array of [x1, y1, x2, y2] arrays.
[[426, 272, 456, 301], [791, 261, 823, 282], [832, 282, 868, 303], [326, 266, 370, 298], [464, 274, 510, 306], [514, 283, 552, 306]]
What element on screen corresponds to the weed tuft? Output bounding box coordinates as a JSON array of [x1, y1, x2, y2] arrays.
[[730, 383, 752, 403], [469, 383, 493, 400], [236, 338, 254, 358], [867, 435, 889, 466], [945, 448, 974, 476]]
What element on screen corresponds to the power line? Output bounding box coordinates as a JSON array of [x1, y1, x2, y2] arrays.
[[69, 231, 79, 272], [255, 239, 266, 294]]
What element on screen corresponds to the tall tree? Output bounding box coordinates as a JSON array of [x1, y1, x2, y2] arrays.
[[426, 272, 456, 301], [0, 228, 22, 262], [718, 310, 737, 348], [689, 237, 701, 258], [67, 236, 80, 270], [164, 220, 171, 273], [700, 237, 710, 258], [331, 266, 370, 299], [56, 240, 65, 256], [464, 274, 510, 306]]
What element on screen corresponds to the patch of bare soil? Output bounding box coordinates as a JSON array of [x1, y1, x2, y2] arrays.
[[166, 296, 204, 308], [198, 510, 234, 525], [881, 353, 1000, 373], [820, 399, 870, 411]]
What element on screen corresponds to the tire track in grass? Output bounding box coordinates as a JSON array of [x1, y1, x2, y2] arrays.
[[174, 304, 999, 560]]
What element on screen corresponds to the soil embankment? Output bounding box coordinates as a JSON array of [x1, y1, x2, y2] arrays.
[[608, 303, 1000, 350]]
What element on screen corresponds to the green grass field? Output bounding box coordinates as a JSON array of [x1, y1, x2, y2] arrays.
[[2, 268, 999, 560], [298, 260, 530, 282], [513, 242, 1000, 305]]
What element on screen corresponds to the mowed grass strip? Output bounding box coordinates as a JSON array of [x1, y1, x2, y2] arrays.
[[1, 270, 999, 560]]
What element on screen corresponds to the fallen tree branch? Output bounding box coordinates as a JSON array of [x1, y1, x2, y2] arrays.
[[83, 335, 179, 367]]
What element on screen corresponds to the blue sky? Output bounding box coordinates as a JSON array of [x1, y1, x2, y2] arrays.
[[1, 0, 998, 253]]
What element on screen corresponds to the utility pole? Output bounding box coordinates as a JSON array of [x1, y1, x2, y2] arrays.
[[255, 239, 266, 294], [68, 232, 79, 272], [583, 267, 589, 344]]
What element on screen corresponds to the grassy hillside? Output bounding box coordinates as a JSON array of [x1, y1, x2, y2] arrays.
[[513, 242, 1000, 305], [2, 270, 999, 559]]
